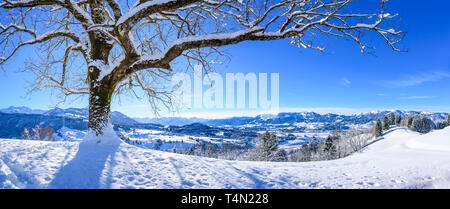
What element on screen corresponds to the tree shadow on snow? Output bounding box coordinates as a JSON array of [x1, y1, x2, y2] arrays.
[[49, 141, 119, 189]]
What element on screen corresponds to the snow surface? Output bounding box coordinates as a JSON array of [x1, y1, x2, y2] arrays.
[[1, 127, 450, 189]]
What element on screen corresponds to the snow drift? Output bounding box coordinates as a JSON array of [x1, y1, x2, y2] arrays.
[[1, 127, 450, 189]]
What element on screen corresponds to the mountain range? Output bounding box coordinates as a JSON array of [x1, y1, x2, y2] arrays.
[[134, 110, 449, 131], [0, 106, 448, 138]]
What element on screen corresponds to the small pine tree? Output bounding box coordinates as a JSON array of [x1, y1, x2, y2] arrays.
[[323, 135, 338, 159], [395, 115, 402, 126], [247, 131, 279, 161], [187, 146, 195, 155], [172, 145, 178, 153], [152, 139, 163, 150], [447, 115, 450, 126], [374, 119, 383, 137], [259, 131, 279, 161], [407, 115, 414, 128], [383, 116, 390, 131], [389, 112, 395, 125]]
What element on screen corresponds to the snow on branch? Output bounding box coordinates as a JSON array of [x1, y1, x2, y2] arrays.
[[0, 0, 93, 25], [116, 0, 200, 28], [119, 0, 404, 77], [0, 28, 85, 64], [0, 0, 405, 110]]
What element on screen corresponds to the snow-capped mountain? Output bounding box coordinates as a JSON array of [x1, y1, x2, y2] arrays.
[[0, 107, 138, 138], [134, 117, 209, 126], [43, 107, 88, 119], [42, 107, 137, 125], [138, 110, 449, 131], [1, 106, 448, 140], [0, 106, 46, 115]]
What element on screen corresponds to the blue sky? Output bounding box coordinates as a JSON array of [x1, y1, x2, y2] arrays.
[[1, 0, 450, 118]]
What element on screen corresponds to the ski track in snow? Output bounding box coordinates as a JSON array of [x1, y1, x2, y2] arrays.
[[1, 127, 450, 189]]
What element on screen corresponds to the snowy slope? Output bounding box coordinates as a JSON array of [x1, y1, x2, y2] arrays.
[[1, 127, 450, 189]]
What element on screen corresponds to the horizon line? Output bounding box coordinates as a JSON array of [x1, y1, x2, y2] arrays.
[[2, 105, 449, 120]]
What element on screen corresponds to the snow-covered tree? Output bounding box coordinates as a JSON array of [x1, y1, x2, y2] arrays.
[[323, 135, 338, 159], [152, 138, 163, 150], [383, 116, 389, 131], [389, 112, 395, 126], [32, 125, 42, 140], [395, 115, 402, 126], [0, 0, 404, 140], [270, 149, 287, 162], [247, 131, 281, 161], [411, 115, 433, 134], [187, 146, 195, 155], [374, 119, 382, 137], [205, 144, 217, 158], [406, 115, 415, 128], [21, 128, 31, 140], [436, 121, 448, 130]]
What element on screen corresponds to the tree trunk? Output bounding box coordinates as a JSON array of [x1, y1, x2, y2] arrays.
[[87, 28, 114, 137], [88, 80, 113, 136]]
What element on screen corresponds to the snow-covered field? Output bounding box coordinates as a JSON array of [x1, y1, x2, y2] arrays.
[[1, 127, 450, 189]]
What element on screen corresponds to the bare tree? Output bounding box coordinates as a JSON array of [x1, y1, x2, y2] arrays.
[[0, 0, 404, 140]]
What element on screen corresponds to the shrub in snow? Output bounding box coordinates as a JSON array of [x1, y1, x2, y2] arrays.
[[436, 121, 448, 130], [21, 128, 31, 140], [205, 144, 218, 158], [21, 125, 55, 141], [152, 139, 163, 150], [272, 149, 288, 162]]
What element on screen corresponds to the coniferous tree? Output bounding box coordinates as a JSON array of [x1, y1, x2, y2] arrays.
[[258, 131, 279, 161], [395, 115, 402, 126], [383, 116, 390, 131], [407, 115, 414, 128], [323, 135, 338, 159], [447, 115, 450, 126], [187, 146, 195, 155], [389, 112, 396, 125], [411, 116, 433, 134], [374, 119, 383, 137], [247, 131, 280, 161]]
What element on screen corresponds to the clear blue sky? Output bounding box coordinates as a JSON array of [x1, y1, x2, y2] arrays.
[[1, 0, 450, 118]]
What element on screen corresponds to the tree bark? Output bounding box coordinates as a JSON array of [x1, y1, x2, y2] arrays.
[[88, 77, 114, 136], [87, 21, 114, 137]]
